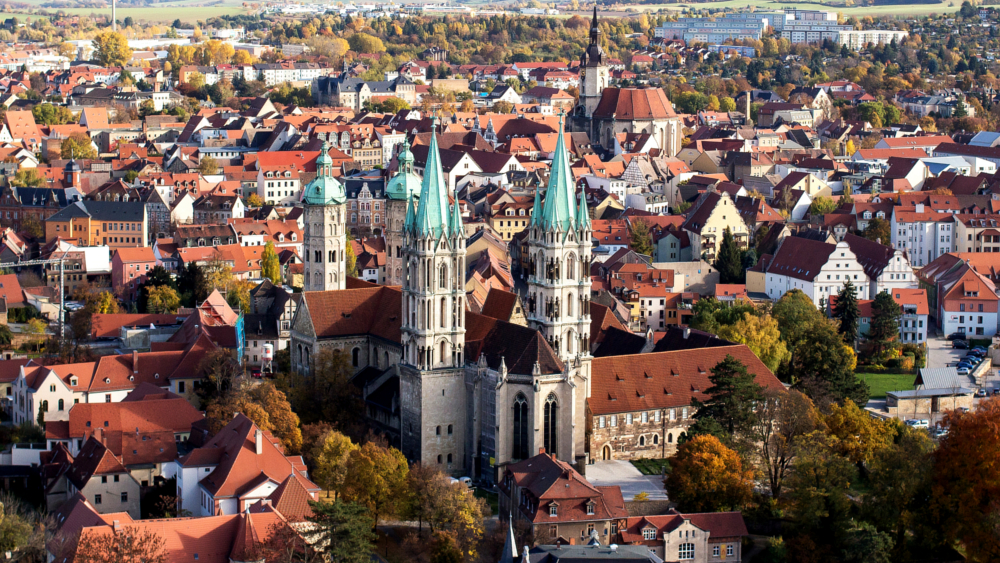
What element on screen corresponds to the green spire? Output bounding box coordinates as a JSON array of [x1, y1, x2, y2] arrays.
[[303, 140, 346, 205], [386, 137, 421, 201], [577, 190, 591, 230], [414, 118, 449, 239], [529, 182, 543, 227], [539, 112, 578, 232], [404, 194, 416, 233], [450, 196, 463, 238]]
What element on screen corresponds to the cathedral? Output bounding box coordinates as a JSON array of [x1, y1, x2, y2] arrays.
[[290, 116, 595, 480]]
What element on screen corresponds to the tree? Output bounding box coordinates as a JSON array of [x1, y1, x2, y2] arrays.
[[32, 103, 74, 126], [692, 354, 764, 438], [714, 227, 744, 284], [198, 155, 219, 175], [307, 500, 377, 563], [749, 388, 818, 498], [347, 32, 385, 53], [177, 263, 207, 306], [628, 219, 654, 256], [232, 50, 254, 65], [136, 266, 175, 313], [261, 241, 282, 285], [58, 42, 77, 60], [92, 31, 133, 67], [832, 280, 860, 344], [61, 133, 97, 160], [824, 400, 895, 466], [844, 139, 857, 155], [863, 427, 932, 555], [341, 440, 410, 527], [927, 398, 1000, 562], [772, 289, 825, 351], [791, 318, 868, 408], [74, 526, 167, 563], [276, 349, 365, 436], [786, 431, 856, 558], [95, 291, 121, 314], [808, 195, 837, 217], [688, 298, 758, 335], [719, 96, 736, 112], [146, 286, 180, 314], [841, 522, 895, 563], [717, 313, 790, 373], [403, 466, 488, 557], [246, 193, 264, 208], [12, 169, 44, 188], [664, 435, 754, 513], [430, 532, 462, 563], [868, 290, 901, 361], [492, 100, 514, 114], [311, 430, 356, 500], [863, 217, 891, 246], [345, 238, 358, 278]]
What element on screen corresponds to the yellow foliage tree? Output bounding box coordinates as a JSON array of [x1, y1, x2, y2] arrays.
[[342, 441, 410, 527], [146, 285, 180, 314], [664, 435, 754, 512], [718, 313, 791, 373], [823, 400, 896, 465], [311, 430, 356, 499], [92, 31, 132, 67]]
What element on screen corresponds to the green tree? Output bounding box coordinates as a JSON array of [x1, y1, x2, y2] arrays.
[[717, 313, 791, 373], [863, 427, 932, 554], [137, 266, 176, 313], [772, 289, 825, 351], [307, 500, 376, 563], [863, 217, 891, 246], [628, 219, 654, 256], [311, 430, 357, 500], [146, 285, 180, 314], [714, 227, 744, 284], [92, 31, 133, 67], [61, 133, 97, 160], [688, 298, 758, 335], [841, 522, 895, 563], [808, 195, 837, 216], [691, 354, 764, 436], [347, 32, 385, 53], [261, 241, 281, 285], [787, 431, 856, 557], [719, 96, 736, 112], [868, 290, 901, 361], [341, 441, 410, 528], [832, 280, 860, 344], [32, 103, 73, 125], [12, 169, 44, 188], [791, 318, 868, 408]]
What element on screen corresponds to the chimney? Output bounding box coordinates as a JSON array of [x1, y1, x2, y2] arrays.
[[132, 350, 138, 374], [255, 429, 263, 455], [112, 520, 121, 532], [538, 447, 545, 455]]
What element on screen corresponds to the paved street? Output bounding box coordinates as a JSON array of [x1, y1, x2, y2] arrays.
[[584, 460, 668, 501], [925, 335, 966, 369]]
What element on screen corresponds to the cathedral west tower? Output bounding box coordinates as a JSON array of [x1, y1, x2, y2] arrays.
[[579, 7, 609, 119], [303, 142, 347, 291]]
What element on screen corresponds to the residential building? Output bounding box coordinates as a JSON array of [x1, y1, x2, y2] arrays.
[[763, 237, 870, 306], [937, 266, 998, 337], [44, 201, 148, 249], [890, 207, 956, 267], [618, 510, 749, 562], [682, 191, 750, 261], [110, 247, 156, 301]]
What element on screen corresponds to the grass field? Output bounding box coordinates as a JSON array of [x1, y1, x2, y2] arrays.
[[631, 458, 671, 475], [858, 372, 916, 399]]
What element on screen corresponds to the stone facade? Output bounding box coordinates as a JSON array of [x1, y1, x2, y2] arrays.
[[589, 406, 693, 461]]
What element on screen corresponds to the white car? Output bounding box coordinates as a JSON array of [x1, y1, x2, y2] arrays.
[[905, 419, 929, 429]]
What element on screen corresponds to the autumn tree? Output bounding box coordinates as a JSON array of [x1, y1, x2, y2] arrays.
[[786, 431, 857, 560], [12, 169, 44, 188], [832, 279, 861, 345], [246, 193, 264, 208], [927, 398, 1000, 562], [74, 526, 167, 563], [808, 195, 837, 217], [749, 388, 818, 498], [61, 133, 97, 160], [311, 430, 356, 500], [276, 349, 365, 436], [824, 400, 895, 467], [628, 219, 654, 256], [92, 31, 133, 67], [146, 285, 180, 314], [403, 465, 488, 558], [868, 290, 901, 361], [137, 266, 175, 314], [691, 354, 764, 438], [307, 500, 376, 563], [341, 440, 410, 528], [717, 312, 790, 373], [261, 241, 282, 285], [714, 227, 744, 284], [206, 379, 303, 453], [863, 217, 891, 246], [198, 155, 219, 175], [665, 435, 754, 513], [347, 32, 386, 53], [790, 317, 868, 408]]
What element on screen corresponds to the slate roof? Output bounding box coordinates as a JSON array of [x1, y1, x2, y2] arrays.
[[465, 312, 563, 374], [592, 326, 648, 358], [843, 233, 895, 280], [46, 200, 146, 222]]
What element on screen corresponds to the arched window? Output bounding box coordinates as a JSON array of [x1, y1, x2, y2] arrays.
[[566, 255, 575, 280], [639, 435, 645, 446], [40, 400, 48, 413], [544, 394, 558, 457], [653, 434, 659, 445], [439, 264, 447, 289], [667, 433, 673, 443], [439, 341, 446, 365], [567, 293, 574, 317], [512, 393, 529, 461], [58, 399, 64, 411], [384, 351, 389, 367], [352, 347, 360, 367], [440, 298, 447, 328]]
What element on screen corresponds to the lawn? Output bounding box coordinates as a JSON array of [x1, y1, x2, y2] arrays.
[[857, 372, 915, 400], [630, 458, 671, 476]]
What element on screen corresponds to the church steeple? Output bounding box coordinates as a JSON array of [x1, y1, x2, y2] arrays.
[[581, 6, 605, 67], [539, 112, 578, 234], [413, 119, 450, 240]]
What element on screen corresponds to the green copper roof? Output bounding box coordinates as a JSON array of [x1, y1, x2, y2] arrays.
[[413, 120, 450, 239], [303, 141, 346, 205], [404, 194, 416, 231], [538, 114, 579, 232], [449, 190, 463, 238], [577, 189, 591, 230], [386, 138, 421, 201], [529, 179, 542, 228]]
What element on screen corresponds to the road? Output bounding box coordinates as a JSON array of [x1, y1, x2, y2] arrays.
[[925, 335, 965, 369]]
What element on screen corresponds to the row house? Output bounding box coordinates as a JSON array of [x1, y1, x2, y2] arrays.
[[763, 236, 870, 307], [843, 233, 917, 297], [0, 186, 83, 233], [681, 191, 750, 261], [44, 201, 148, 249], [110, 247, 156, 301]]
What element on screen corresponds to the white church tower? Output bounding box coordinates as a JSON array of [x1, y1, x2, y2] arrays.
[[527, 112, 593, 361], [399, 119, 469, 472], [579, 7, 609, 119], [302, 141, 347, 291]]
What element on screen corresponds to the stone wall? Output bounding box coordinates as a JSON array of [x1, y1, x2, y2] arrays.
[[589, 406, 694, 461]]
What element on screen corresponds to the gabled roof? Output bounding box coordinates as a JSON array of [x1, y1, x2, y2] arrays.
[[465, 312, 563, 375], [843, 233, 897, 280], [502, 453, 628, 524], [766, 236, 836, 281], [300, 286, 402, 343], [66, 438, 130, 489]]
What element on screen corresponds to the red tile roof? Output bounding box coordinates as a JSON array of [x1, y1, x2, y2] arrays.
[[501, 453, 628, 524]]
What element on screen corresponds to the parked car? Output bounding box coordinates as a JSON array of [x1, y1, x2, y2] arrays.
[[947, 332, 966, 341], [968, 349, 986, 357], [993, 388, 1000, 396], [953, 339, 969, 349], [976, 388, 989, 398], [957, 367, 971, 375], [957, 407, 971, 413], [458, 476, 473, 489], [905, 419, 929, 429], [931, 426, 949, 438]]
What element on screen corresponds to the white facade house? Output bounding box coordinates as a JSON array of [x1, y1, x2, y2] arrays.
[[763, 237, 870, 307], [890, 207, 956, 267]]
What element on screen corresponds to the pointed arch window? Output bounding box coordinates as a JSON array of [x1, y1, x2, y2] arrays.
[[544, 393, 558, 457], [513, 393, 529, 461]]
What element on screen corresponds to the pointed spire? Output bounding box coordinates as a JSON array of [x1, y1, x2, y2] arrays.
[[414, 117, 449, 239], [592, 5, 599, 32], [539, 111, 577, 232], [450, 195, 464, 239], [499, 518, 518, 563], [404, 194, 416, 234], [577, 190, 591, 230], [529, 181, 543, 227]]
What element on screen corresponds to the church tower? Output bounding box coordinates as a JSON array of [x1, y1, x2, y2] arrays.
[[579, 7, 609, 119], [399, 119, 468, 472], [385, 139, 421, 286], [526, 112, 592, 362], [302, 141, 347, 291]]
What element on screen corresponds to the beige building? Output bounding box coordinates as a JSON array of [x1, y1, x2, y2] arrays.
[[681, 191, 750, 262]]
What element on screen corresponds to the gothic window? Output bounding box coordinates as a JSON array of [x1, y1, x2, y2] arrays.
[[567, 293, 574, 317], [439, 341, 446, 364], [440, 298, 447, 328], [512, 393, 529, 461], [543, 393, 558, 457], [566, 255, 575, 280], [352, 347, 360, 367], [439, 264, 447, 289]]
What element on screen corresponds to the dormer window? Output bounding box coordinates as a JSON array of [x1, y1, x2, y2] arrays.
[[549, 503, 558, 517], [643, 527, 657, 540], [586, 501, 595, 515]]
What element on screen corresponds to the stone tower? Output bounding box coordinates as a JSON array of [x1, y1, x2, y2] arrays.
[[302, 141, 347, 292], [385, 139, 421, 286], [526, 112, 593, 362], [579, 7, 609, 119], [399, 119, 469, 472]]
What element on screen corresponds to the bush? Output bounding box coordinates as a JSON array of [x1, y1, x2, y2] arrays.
[[7, 306, 40, 323]]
